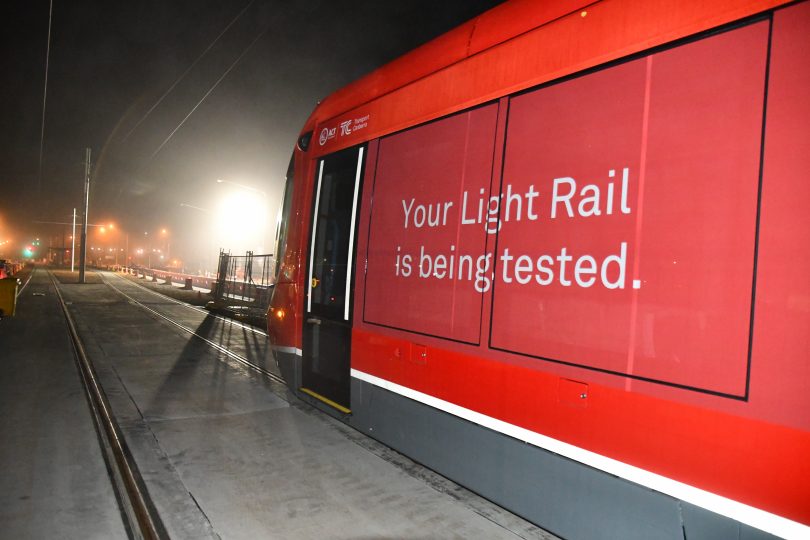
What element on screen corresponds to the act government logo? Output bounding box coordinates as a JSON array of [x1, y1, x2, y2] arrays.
[[319, 126, 336, 146]]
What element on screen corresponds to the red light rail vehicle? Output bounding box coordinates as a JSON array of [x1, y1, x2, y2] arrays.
[[267, 1, 810, 538]]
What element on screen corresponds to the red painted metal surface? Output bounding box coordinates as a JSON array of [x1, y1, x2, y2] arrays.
[[307, 0, 786, 157], [491, 22, 767, 396], [351, 328, 810, 524], [363, 104, 499, 343], [269, 0, 809, 530]]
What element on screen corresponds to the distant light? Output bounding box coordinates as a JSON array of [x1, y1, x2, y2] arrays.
[[216, 190, 268, 253]]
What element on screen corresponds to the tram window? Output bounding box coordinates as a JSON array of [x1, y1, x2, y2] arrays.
[[308, 148, 362, 320], [491, 22, 768, 396], [364, 104, 498, 343]]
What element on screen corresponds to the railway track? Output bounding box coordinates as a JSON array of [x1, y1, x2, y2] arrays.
[[98, 271, 283, 385], [46, 268, 553, 540], [50, 269, 282, 539], [50, 270, 165, 540]]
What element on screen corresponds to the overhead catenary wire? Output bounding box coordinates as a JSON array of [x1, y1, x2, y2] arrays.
[[37, 0, 54, 195], [121, 0, 257, 143], [150, 27, 267, 160]]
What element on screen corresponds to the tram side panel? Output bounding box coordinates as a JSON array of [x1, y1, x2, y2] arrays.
[[753, 0, 810, 436], [349, 9, 809, 540], [268, 148, 313, 390]]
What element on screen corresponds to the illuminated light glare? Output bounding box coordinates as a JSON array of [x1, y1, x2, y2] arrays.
[[581, 10, 587, 17], [216, 190, 268, 253]]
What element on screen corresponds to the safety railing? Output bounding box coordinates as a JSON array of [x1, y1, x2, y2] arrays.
[[211, 250, 275, 311]]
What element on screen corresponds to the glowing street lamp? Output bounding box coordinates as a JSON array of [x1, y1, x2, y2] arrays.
[[159, 228, 170, 259], [180, 203, 211, 214], [216, 178, 267, 198], [215, 178, 270, 254]]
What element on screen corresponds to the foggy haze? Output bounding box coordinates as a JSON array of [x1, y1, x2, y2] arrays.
[[1, 0, 502, 271]]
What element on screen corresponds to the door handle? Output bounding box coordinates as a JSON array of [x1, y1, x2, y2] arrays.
[[306, 318, 322, 325]]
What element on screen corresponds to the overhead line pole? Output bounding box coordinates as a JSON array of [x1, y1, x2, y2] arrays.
[[72, 208, 76, 272], [79, 148, 91, 284]]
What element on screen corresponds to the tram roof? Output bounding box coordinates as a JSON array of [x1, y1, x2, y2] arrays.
[[302, 0, 786, 136]]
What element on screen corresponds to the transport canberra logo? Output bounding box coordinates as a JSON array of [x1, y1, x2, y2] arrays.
[[393, 167, 643, 293], [318, 114, 370, 146]]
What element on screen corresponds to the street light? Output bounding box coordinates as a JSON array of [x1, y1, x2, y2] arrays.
[[143, 231, 152, 268], [216, 178, 267, 198], [180, 203, 211, 214], [160, 228, 170, 259], [215, 178, 270, 255], [32, 217, 120, 270]]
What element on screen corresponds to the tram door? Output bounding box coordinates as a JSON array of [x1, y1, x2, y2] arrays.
[[302, 145, 366, 411]]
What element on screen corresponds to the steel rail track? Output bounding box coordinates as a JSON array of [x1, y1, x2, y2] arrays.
[[50, 271, 165, 540], [17, 270, 35, 295], [100, 272, 284, 385], [105, 271, 269, 337]]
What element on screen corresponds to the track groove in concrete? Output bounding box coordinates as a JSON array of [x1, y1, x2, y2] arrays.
[[54, 271, 556, 539]]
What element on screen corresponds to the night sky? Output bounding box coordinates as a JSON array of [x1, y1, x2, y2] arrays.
[[1, 0, 502, 268]]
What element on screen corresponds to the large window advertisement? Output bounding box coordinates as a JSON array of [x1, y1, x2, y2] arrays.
[[490, 22, 769, 396], [362, 22, 769, 396], [363, 104, 499, 343]]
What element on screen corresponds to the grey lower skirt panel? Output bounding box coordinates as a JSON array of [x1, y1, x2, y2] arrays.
[[347, 377, 777, 540]]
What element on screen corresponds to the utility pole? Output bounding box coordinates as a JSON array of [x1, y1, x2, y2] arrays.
[[71, 208, 76, 272], [78, 148, 91, 283]]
